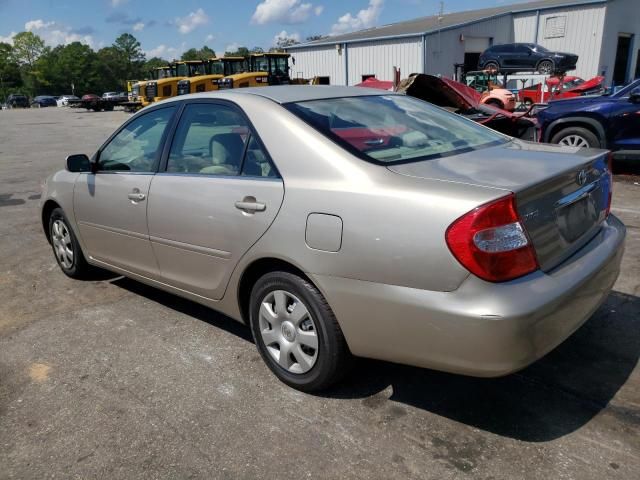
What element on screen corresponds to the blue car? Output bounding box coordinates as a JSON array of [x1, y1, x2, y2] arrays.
[[31, 95, 58, 108], [538, 79, 640, 161]]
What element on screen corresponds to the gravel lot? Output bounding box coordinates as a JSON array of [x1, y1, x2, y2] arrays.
[[0, 107, 639, 479]]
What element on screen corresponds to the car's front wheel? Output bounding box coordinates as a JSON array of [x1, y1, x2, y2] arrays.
[[249, 271, 351, 392], [551, 126, 600, 148], [49, 208, 91, 278]]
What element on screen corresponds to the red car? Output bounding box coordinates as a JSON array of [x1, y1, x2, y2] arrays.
[[518, 75, 605, 105]]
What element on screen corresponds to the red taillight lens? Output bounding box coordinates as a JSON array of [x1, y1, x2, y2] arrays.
[[445, 193, 539, 282], [605, 152, 613, 217]]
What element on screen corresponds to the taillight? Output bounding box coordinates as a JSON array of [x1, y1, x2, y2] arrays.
[[445, 193, 539, 282], [605, 152, 613, 217]]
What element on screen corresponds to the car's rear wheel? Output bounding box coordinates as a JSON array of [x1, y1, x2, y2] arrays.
[[537, 60, 554, 75], [49, 208, 91, 279], [523, 98, 533, 107], [484, 61, 499, 73], [551, 126, 600, 148], [249, 271, 351, 392]]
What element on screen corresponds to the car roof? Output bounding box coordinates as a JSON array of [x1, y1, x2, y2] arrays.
[[163, 85, 394, 105]]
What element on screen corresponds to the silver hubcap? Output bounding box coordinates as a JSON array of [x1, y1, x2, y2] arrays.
[[259, 290, 319, 374], [539, 62, 552, 74], [559, 134, 590, 148], [51, 219, 74, 269]]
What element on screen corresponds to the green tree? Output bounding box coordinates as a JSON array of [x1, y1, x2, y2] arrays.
[[224, 46, 249, 57], [0, 42, 22, 100], [181, 45, 216, 61], [113, 33, 146, 80], [250, 46, 264, 54], [36, 42, 101, 95], [11, 31, 45, 68], [306, 35, 328, 42]]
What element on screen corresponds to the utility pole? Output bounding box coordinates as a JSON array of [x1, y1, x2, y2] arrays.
[[437, 2, 444, 58]]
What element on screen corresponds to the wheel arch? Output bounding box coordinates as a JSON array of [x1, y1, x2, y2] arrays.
[[237, 257, 319, 324], [544, 116, 607, 147], [41, 199, 62, 243]]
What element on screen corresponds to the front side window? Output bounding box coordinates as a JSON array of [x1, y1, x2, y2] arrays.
[[270, 57, 289, 76], [286, 95, 506, 165], [98, 106, 176, 172], [253, 56, 268, 72]]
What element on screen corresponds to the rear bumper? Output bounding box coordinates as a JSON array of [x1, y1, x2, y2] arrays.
[[312, 215, 625, 377]]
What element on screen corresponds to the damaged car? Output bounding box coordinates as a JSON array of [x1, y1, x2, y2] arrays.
[[396, 74, 538, 141]]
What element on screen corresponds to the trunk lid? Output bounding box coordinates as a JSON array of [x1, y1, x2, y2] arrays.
[[388, 140, 611, 271]]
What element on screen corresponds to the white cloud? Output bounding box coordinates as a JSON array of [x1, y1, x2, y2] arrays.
[[331, 0, 383, 35], [25, 19, 94, 47], [273, 30, 300, 46], [111, 0, 128, 6], [144, 44, 179, 59], [0, 31, 17, 44], [175, 8, 209, 34], [205, 34, 214, 42], [224, 42, 241, 53], [25, 19, 54, 31], [251, 0, 323, 25], [132, 22, 145, 31]]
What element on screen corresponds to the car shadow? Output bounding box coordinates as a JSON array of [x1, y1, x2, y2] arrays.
[[108, 278, 639, 442], [322, 290, 640, 442], [109, 277, 253, 342]]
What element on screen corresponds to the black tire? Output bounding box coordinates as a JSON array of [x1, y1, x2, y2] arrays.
[[249, 271, 351, 392], [485, 98, 504, 109], [523, 98, 533, 106], [48, 207, 91, 279], [484, 61, 499, 73], [550, 126, 600, 148], [537, 60, 554, 75]]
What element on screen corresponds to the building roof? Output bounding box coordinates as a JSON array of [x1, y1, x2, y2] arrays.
[[288, 0, 606, 48]]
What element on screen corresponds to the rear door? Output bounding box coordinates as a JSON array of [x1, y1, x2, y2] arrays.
[[74, 105, 177, 277], [147, 101, 284, 300]]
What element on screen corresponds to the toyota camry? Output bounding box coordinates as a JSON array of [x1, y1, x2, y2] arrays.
[[40, 86, 625, 391]]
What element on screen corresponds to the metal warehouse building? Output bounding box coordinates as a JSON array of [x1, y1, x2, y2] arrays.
[[287, 0, 640, 87]]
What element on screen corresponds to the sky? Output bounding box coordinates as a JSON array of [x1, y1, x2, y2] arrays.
[[0, 0, 526, 58]]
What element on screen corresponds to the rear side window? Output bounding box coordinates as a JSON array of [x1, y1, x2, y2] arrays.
[[286, 95, 506, 165], [167, 103, 277, 178]]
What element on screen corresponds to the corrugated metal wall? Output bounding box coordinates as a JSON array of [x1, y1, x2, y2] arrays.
[[537, 4, 606, 80], [513, 12, 538, 42], [346, 37, 423, 85], [288, 45, 345, 85], [424, 15, 514, 78], [600, 0, 640, 85]]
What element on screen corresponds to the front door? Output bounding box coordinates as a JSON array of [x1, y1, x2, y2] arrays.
[[608, 96, 640, 152], [147, 102, 284, 300], [74, 106, 177, 277]]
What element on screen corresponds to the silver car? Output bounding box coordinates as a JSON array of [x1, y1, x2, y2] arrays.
[[40, 86, 625, 391]]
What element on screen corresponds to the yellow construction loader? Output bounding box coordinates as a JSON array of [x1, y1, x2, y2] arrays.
[[217, 52, 291, 89], [143, 60, 206, 104], [177, 57, 248, 95]]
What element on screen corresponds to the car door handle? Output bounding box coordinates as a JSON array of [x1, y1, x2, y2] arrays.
[[127, 192, 146, 201], [235, 199, 266, 212]]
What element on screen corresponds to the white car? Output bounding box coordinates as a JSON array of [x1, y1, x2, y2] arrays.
[[57, 95, 79, 107]]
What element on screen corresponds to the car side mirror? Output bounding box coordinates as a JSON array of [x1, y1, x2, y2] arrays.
[[629, 89, 640, 103], [65, 154, 92, 173]]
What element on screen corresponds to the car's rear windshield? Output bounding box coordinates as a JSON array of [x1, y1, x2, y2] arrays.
[[285, 95, 506, 165]]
